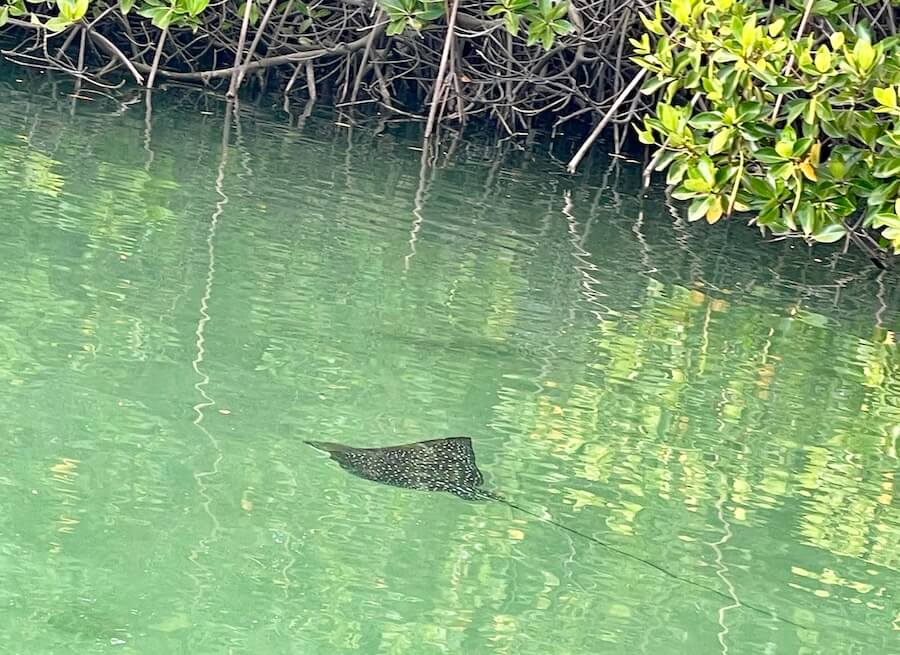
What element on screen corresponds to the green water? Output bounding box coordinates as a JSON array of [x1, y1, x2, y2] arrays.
[[0, 74, 898, 655]]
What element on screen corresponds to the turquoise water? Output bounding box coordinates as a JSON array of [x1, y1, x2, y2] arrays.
[[0, 73, 898, 654]]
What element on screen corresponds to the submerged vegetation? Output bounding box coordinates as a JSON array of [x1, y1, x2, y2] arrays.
[[0, 0, 899, 259]]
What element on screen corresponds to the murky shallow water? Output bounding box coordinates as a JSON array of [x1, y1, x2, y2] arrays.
[[0, 72, 898, 654]]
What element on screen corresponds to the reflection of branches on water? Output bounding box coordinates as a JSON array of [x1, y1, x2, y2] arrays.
[[666, 199, 705, 284], [404, 143, 435, 272], [232, 100, 256, 190], [188, 101, 232, 606], [562, 189, 611, 323], [143, 90, 155, 173], [632, 207, 654, 275], [875, 271, 887, 329], [707, 470, 742, 655]]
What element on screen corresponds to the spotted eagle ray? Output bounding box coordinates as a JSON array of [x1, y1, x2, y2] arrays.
[[307, 436, 807, 630]]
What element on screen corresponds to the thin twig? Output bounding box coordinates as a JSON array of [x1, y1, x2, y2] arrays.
[[567, 68, 646, 173], [146, 28, 167, 89], [424, 0, 461, 139], [236, 0, 279, 89], [227, 0, 255, 97]]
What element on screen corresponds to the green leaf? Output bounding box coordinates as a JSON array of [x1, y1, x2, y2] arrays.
[[684, 178, 711, 193], [768, 18, 784, 37], [775, 141, 794, 159], [550, 18, 572, 35], [658, 103, 680, 133], [119, 0, 136, 14], [804, 97, 817, 125], [697, 157, 717, 186], [744, 175, 775, 199], [814, 45, 831, 73], [707, 128, 732, 155], [873, 158, 900, 179], [639, 12, 664, 36], [785, 99, 809, 125], [741, 123, 775, 141], [56, 0, 75, 20], [754, 147, 788, 164], [138, 5, 174, 28], [671, 0, 691, 25], [666, 159, 688, 186], [416, 3, 445, 20], [381, 0, 407, 12], [797, 204, 815, 235], [812, 223, 847, 243], [689, 112, 723, 130], [757, 202, 781, 226], [385, 18, 405, 35], [873, 86, 897, 109], [688, 196, 714, 221], [872, 213, 900, 229], [44, 15, 73, 31], [772, 161, 794, 180], [549, 0, 568, 20], [792, 137, 813, 157], [638, 129, 656, 145], [812, 0, 838, 14], [853, 37, 876, 72], [683, 69, 701, 89], [486, 4, 506, 15], [865, 180, 898, 205], [541, 27, 554, 50], [736, 101, 762, 123], [710, 49, 740, 64], [185, 0, 209, 17], [671, 184, 697, 201], [630, 34, 650, 54], [640, 76, 671, 95], [503, 10, 519, 34], [0, 6, 8, 27], [741, 16, 757, 51]]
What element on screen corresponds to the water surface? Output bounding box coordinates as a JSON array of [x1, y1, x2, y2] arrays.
[[0, 73, 898, 654]]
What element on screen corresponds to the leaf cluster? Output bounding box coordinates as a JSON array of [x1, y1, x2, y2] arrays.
[[632, 0, 900, 252]]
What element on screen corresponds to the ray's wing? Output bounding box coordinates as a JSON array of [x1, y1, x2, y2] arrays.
[[426, 437, 484, 492], [306, 437, 486, 498]]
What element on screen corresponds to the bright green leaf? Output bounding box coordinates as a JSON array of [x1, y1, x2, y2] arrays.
[[670, 0, 691, 25], [44, 15, 73, 31], [814, 45, 832, 73], [873, 86, 897, 109], [708, 128, 732, 155]]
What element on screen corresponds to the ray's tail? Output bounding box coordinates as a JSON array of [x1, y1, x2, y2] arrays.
[[478, 491, 810, 632], [305, 440, 345, 454]]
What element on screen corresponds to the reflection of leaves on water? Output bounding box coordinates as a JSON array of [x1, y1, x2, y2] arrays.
[[492, 274, 900, 579], [0, 141, 65, 197], [47, 457, 81, 554]]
